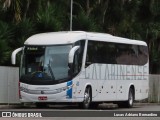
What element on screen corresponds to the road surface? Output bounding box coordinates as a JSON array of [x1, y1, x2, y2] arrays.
[[0, 103, 160, 120]]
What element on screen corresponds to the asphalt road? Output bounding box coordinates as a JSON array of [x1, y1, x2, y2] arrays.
[[0, 103, 160, 120]]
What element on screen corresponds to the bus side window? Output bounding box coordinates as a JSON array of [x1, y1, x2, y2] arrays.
[[138, 46, 148, 65], [85, 41, 94, 67]]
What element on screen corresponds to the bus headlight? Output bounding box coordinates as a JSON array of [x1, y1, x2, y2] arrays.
[[56, 86, 69, 93], [20, 86, 29, 93]]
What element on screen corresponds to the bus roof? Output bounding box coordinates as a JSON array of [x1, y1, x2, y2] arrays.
[[24, 31, 147, 46]]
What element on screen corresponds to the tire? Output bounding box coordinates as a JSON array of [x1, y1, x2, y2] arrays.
[[79, 87, 92, 109], [117, 88, 134, 108], [125, 88, 134, 108]]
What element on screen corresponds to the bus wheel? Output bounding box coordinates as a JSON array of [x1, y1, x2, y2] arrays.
[[117, 88, 134, 108], [79, 87, 92, 109], [126, 88, 134, 108]]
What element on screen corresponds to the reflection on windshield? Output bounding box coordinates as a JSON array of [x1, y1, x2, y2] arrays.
[[44, 46, 71, 80], [20, 45, 72, 82]]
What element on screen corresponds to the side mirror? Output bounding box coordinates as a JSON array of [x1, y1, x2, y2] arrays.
[[11, 47, 23, 65], [68, 46, 80, 67]]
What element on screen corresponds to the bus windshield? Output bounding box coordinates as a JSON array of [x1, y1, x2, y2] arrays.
[[20, 45, 72, 84]]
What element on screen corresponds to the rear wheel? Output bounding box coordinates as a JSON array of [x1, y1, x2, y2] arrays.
[[117, 88, 134, 108], [126, 88, 134, 108]]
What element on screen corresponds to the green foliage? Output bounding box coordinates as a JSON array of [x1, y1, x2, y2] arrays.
[[0, 0, 159, 73], [73, 11, 100, 31], [36, 4, 62, 32], [0, 21, 12, 65], [2, 0, 22, 22], [10, 19, 36, 49]]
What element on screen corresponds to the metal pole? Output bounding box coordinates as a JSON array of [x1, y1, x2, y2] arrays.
[[70, 0, 73, 31]]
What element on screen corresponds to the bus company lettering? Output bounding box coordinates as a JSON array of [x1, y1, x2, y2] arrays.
[[80, 64, 148, 80]]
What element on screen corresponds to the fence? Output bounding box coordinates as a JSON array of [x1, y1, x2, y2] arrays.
[[149, 75, 160, 103], [0, 66, 20, 104], [0, 66, 159, 104]]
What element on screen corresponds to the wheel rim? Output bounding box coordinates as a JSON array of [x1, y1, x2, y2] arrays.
[[84, 88, 91, 107], [129, 90, 133, 106]]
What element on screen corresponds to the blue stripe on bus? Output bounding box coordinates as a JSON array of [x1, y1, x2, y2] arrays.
[[66, 81, 72, 99]]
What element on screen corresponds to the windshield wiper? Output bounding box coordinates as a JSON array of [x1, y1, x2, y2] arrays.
[[48, 64, 55, 80]]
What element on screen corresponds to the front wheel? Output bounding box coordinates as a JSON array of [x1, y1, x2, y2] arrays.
[[79, 87, 92, 109]]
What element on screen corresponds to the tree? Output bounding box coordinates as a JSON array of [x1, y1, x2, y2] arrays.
[[2, 0, 22, 23], [36, 3, 63, 32], [0, 21, 12, 65], [0, 0, 159, 73]]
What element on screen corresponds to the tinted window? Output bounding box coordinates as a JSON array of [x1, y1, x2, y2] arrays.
[[86, 40, 148, 66]]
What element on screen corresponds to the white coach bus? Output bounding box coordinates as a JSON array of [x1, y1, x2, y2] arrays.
[[11, 31, 149, 109]]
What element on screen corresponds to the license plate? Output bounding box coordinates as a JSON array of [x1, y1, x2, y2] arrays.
[[38, 96, 47, 101]]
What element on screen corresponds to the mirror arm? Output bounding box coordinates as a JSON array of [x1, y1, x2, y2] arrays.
[[11, 47, 23, 65], [68, 46, 80, 64], [68, 46, 80, 77]]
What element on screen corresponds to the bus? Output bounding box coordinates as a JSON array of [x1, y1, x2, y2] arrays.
[[11, 31, 149, 109]]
